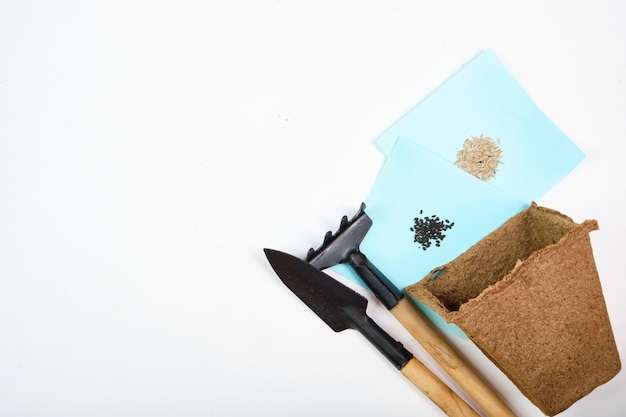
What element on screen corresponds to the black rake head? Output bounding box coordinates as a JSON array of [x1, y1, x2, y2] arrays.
[[305, 203, 373, 270]]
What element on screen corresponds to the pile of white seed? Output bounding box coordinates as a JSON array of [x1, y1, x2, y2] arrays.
[[455, 135, 502, 181]]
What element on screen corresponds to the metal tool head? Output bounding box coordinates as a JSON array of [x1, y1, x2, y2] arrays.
[[305, 203, 372, 270], [264, 248, 368, 333], [264, 248, 414, 370]]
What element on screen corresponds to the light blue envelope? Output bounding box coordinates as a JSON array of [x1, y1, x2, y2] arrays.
[[361, 137, 529, 290], [375, 49, 585, 204]]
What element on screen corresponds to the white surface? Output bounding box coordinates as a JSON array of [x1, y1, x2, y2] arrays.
[[1, 1, 625, 416]]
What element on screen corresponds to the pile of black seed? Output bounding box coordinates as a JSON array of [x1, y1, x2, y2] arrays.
[[410, 210, 454, 251]]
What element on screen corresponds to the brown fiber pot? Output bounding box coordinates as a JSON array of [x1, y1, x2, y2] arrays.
[[406, 203, 621, 416]]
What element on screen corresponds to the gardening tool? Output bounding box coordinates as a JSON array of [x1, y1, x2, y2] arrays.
[[264, 248, 480, 417], [305, 203, 517, 417]]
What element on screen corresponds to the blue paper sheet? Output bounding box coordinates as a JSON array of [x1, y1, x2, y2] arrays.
[[360, 137, 529, 290], [375, 49, 585, 203]]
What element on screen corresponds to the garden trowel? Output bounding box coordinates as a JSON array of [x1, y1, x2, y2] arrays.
[[265, 248, 480, 417]]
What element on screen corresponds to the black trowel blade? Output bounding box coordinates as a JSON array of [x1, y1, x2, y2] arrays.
[[264, 248, 368, 333]]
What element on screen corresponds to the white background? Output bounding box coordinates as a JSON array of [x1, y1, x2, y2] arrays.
[[1, 1, 625, 416]]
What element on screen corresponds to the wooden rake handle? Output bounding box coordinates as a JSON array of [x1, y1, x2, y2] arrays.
[[401, 357, 480, 417], [392, 297, 517, 417]]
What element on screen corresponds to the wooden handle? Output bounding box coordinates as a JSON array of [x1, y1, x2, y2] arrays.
[[400, 357, 480, 417], [392, 297, 517, 417]]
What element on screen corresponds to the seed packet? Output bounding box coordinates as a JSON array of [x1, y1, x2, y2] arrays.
[[374, 49, 585, 203], [355, 137, 529, 290]]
